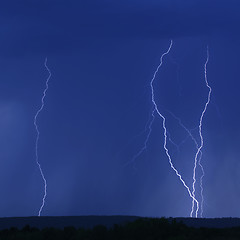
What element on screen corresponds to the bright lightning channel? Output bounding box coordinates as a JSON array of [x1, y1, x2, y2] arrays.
[[167, 111, 203, 217], [191, 46, 211, 218], [150, 40, 199, 214], [34, 57, 51, 217], [198, 151, 204, 218]]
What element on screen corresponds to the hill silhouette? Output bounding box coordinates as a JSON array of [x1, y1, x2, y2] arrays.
[[0, 216, 239, 230]]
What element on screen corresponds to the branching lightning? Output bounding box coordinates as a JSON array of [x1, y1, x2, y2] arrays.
[[150, 40, 199, 212], [34, 57, 51, 217], [123, 109, 155, 169], [125, 41, 211, 218], [166, 46, 211, 218], [167, 111, 202, 217], [166, 121, 198, 155]]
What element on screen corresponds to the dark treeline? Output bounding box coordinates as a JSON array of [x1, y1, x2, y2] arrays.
[[1, 218, 240, 240]]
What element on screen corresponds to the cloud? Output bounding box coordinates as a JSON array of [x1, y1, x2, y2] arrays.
[[0, 0, 239, 56]]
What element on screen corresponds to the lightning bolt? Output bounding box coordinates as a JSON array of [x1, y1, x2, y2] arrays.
[[150, 40, 199, 214], [198, 151, 204, 218], [33, 57, 51, 217], [167, 111, 202, 217], [166, 124, 198, 155], [167, 111, 199, 152], [191, 46, 211, 218], [125, 42, 210, 217], [122, 109, 155, 169]]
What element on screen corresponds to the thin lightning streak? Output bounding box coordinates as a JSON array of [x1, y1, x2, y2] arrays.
[[34, 57, 51, 217], [167, 111, 199, 149], [166, 119, 198, 155], [151, 40, 199, 212], [191, 46, 211, 218], [167, 131, 181, 154], [123, 109, 155, 169], [117, 119, 151, 165]]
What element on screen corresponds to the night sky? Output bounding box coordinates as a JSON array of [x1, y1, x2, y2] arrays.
[[0, 0, 240, 218]]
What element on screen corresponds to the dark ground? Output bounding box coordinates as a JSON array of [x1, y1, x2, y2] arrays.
[[0, 216, 240, 230]]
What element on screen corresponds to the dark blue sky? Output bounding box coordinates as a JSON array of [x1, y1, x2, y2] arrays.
[[0, 0, 240, 218]]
